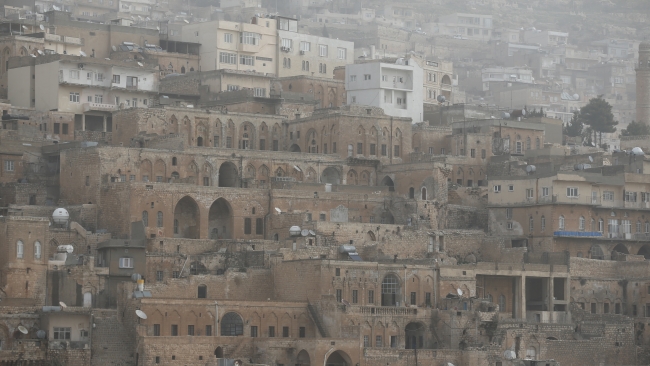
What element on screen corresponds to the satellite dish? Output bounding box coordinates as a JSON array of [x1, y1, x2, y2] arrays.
[[40, 24, 45, 31], [632, 147, 645, 156], [137, 62, 144, 67], [526, 165, 536, 173], [183, 19, 189, 23], [457, 288, 463, 297], [30, 54, 37, 57], [135, 310, 148, 319], [59, 301, 67, 308], [447, 363, 455, 366], [112, 45, 117, 51], [588, 156, 594, 162], [17, 326, 28, 334], [105, 58, 111, 60], [301, 229, 309, 236], [437, 94, 446, 103], [341, 299, 351, 306], [275, 207, 282, 214], [309, 230, 316, 236], [37, 49, 44, 55], [521, 109, 526, 116], [502, 112, 511, 119], [79, 50, 87, 57], [36, 330, 46, 339], [156, 26, 160, 31], [22, 25, 28, 30], [504, 350, 516, 360]]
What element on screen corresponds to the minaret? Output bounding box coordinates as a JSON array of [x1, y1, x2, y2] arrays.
[[637, 41, 650, 126]]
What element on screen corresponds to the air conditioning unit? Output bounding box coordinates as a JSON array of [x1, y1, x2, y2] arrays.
[[300, 50, 305, 55]]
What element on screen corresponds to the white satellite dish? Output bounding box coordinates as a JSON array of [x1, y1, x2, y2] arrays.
[[632, 147, 645, 156], [341, 299, 351, 306], [17, 326, 28, 334], [37, 49, 44, 55], [105, 58, 111, 60], [456, 288, 463, 297], [59, 301, 67, 308], [301, 229, 309, 236], [447, 363, 455, 366], [22, 25, 28, 30], [504, 350, 516, 360], [275, 207, 282, 214], [40, 24, 45, 31], [112, 45, 117, 51], [156, 26, 160, 31], [588, 156, 594, 163], [309, 230, 316, 236], [183, 19, 189, 23], [30, 54, 36, 57], [137, 62, 144, 67], [135, 310, 148, 319], [79, 50, 87, 57]]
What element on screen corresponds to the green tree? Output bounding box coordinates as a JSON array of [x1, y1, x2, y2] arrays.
[[564, 111, 584, 137], [621, 121, 650, 136], [578, 95, 618, 147]]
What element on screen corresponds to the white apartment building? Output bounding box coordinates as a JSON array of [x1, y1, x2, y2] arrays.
[[482, 67, 534, 91], [436, 13, 493, 41], [276, 17, 353, 79], [345, 59, 423, 123], [523, 30, 568, 47], [8, 55, 157, 132]]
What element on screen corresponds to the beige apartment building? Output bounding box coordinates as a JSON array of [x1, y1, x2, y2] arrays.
[[411, 55, 454, 103]]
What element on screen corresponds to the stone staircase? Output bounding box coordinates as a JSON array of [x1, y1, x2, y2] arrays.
[[307, 303, 329, 338], [91, 310, 136, 366]]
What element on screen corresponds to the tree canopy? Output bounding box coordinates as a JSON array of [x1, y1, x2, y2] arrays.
[[621, 121, 650, 136], [564, 111, 584, 137], [577, 96, 618, 146]]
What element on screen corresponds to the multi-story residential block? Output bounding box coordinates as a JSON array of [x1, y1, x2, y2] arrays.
[[481, 67, 533, 92], [345, 58, 423, 123], [523, 29, 568, 47], [411, 56, 454, 103], [8, 54, 158, 134], [436, 13, 493, 41]]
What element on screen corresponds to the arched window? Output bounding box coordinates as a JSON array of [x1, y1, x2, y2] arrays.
[[541, 216, 546, 231], [408, 187, 415, 199], [579, 216, 585, 231], [499, 295, 506, 312], [559, 215, 565, 230], [16, 240, 24, 259], [590, 245, 604, 260], [157, 212, 163, 227], [421, 187, 427, 200], [34, 241, 41, 259], [221, 312, 244, 336], [142, 211, 149, 227]]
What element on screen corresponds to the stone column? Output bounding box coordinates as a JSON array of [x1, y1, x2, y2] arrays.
[[103, 115, 107, 132], [548, 277, 555, 322], [82, 114, 86, 131]]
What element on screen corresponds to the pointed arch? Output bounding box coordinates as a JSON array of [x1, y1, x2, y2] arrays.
[[173, 196, 200, 238], [347, 169, 358, 185]]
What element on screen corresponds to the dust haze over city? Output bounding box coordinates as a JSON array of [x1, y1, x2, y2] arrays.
[[1, 0, 650, 365]]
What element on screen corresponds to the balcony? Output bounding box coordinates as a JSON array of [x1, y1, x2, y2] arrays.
[[553, 231, 603, 238], [344, 306, 420, 317], [83, 102, 117, 112]]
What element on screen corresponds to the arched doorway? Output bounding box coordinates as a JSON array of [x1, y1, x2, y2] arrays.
[[290, 144, 301, 152], [611, 243, 628, 259], [296, 349, 310, 366], [220, 312, 244, 336], [325, 350, 352, 366], [173, 196, 200, 238], [380, 176, 395, 192], [214, 347, 223, 358], [381, 274, 400, 306], [639, 245, 650, 260], [405, 322, 426, 349], [208, 198, 233, 239], [218, 162, 239, 187], [321, 167, 340, 185]]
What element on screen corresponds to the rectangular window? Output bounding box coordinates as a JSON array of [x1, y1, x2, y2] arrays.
[[526, 188, 534, 199], [376, 335, 382, 347], [350, 75, 356, 81], [224, 33, 233, 43], [240, 55, 255, 66], [69, 92, 80, 103], [494, 185, 501, 193], [172, 271, 179, 278], [69, 70, 79, 79], [156, 271, 163, 281], [364, 335, 370, 347], [481, 149, 486, 158], [253, 88, 266, 97], [94, 94, 103, 103], [112, 74, 120, 84], [281, 38, 292, 48], [118, 257, 133, 268], [567, 187, 579, 197], [390, 335, 397, 348], [625, 191, 638, 202], [425, 292, 431, 306], [250, 326, 258, 337], [4, 160, 14, 172], [171, 324, 178, 336], [319, 44, 328, 57], [62, 123, 68, 134], [268, 326, 275, 337], [220, 52, 237, 64], [364, 74, 371, 80], [352, 290, 358, 303], [226, 137, 232, 148], [256, 218, 263, 235], [337, 47, 346, 59], [244, 218, 252, 234], [394, 145, 400, 157], [357, 143, 363, 154], [470, 148, 476, 158], [153, 324, 160, 336], [299, 327, 305, 338], [542, 187, 549, 197], [368, 290, 374, 304], [320, 213, 326, 221], [370, 144, 376, 155], [410, 292, 416, 305], [508, 185, 514, 192], [205, 325, 212, 336], [282, 326, 289, 337], [53, 327, 71, 340], [187, 325, 194, 336], [332, 142, 337, 153], [603, 191, 614, 201], [506, 208, 512, 219], [240, 32, 261, 45], [336, 289, 342, 302], [300, 41, 311, 51]]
